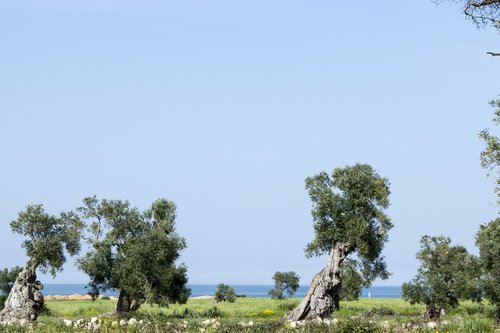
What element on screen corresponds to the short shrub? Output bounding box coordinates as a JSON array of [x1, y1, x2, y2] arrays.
[[277, 301, 297, 312], [336, 318, 384, 333], [362, 306, 395, 318]]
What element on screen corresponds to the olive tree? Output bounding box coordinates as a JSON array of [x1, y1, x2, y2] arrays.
[[0, 205, 82, 322], [284, 163, 393, 321], [77, 197, 190, 314], [268, 271, 300, 300], [476, 218, 500, 322], [402, 236, 481, 319]]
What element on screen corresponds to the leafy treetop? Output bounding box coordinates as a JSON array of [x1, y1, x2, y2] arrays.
[[304, 163, 393, 284], [10, 204, 83, 276]]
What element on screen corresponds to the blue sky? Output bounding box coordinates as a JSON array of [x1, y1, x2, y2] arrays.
[[0, 0, 499, 286]]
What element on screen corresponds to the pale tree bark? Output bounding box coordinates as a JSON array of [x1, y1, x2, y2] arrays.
[[0, 262, 44, 323], [284, 242, 351, 322]]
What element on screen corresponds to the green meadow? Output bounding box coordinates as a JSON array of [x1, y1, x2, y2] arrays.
[[1, 298, 496, 333]]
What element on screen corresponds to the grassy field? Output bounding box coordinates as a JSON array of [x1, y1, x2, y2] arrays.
[[2, 298, 498, 332]]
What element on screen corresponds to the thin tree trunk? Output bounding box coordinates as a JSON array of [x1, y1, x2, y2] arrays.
[[0, 262, 44, 323], [284, 242, 350, 322]]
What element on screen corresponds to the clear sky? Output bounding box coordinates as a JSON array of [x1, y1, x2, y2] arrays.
[[0, 0, 499, 287]]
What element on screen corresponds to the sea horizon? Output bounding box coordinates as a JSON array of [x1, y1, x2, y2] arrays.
[[40, 284, 402, 298]]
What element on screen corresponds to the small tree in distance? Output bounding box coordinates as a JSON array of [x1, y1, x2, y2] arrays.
[[214, 284, 236, 303], [339, 259, 363, 301], [268, 271, 300, 300]]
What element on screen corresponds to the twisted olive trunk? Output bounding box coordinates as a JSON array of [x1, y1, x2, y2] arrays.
[[284, 242, 351, 322], [0, 261, 44, 323]]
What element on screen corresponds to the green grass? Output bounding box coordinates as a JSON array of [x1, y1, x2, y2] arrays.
[[4, 298, 498, 332]]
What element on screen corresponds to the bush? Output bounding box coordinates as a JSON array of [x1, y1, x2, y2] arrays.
[[214, 283, 236, 303], [362, 306, 395, 318], [336, 318, 384, 333]]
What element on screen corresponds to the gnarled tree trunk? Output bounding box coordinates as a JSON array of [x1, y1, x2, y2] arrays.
[[284, 242, 351, 322], [0, 262, 44, 323], [114, 290, 142, 314]]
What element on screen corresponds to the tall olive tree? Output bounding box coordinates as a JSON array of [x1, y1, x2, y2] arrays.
[[284, 164, 393, 321], [0, 205, 82, 322], [77, 196, 190, 314]]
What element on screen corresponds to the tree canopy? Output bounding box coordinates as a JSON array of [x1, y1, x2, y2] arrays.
[[77, 196, 190, 313], [10, 204, 83, 275]]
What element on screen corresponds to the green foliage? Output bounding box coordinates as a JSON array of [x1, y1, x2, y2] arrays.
[[304, 164, 393, 284], [476, 218, 500, 320], [268, 271, 300, 300], [214, 284, 236, 303], [10, 204, 83, 276], [77, 196, 190, 312], [0, 266, 22, 295], [479, 99, 500, 202], [339, 259, 363, 301], [402, 235, 481, 319]]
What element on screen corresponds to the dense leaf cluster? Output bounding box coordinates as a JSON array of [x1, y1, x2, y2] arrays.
[[10, 205, 83, 276]]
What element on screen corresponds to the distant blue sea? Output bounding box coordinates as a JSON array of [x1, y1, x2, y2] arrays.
[[42, 284, 401, 298]]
